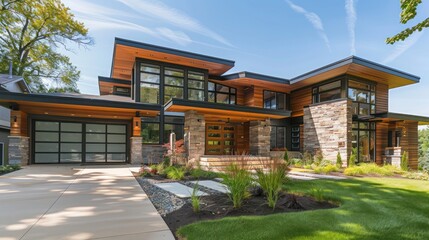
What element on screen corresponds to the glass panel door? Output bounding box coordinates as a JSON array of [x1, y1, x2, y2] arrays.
[[206, 123, 236, 155]]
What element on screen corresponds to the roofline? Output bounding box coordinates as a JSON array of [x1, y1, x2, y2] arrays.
[[98, 76, 131, 85], [0, 92, 161, 111], [290, 56, 420, 83], [114, 37, 235, 66], [219, 71, 290, 84], [164, 98, 291, 117], [372, 112, 429, 123], [0, 76, 31, 93]]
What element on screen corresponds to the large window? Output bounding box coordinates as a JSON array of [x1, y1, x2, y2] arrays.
[[312, 80, 342, 103], [141, 117, 160, 144], [140, 64, 161, 104], [208, 82, 236, 104], [188, 71, 205, 101], [351, 121, 375, 163], [164, 68, 184, 103], [270, 126, 287, 150], [163, 116, 184, 144], [348, 80, 376, 115], [263, 90, 287, 110]]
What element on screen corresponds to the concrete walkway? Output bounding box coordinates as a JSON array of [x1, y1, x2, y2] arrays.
[[0, 165, 174, 240]]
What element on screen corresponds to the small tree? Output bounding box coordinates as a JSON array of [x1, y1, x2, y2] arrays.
[[336, 152, 343, 168], [314, 150, 323, 166], [348, 148, 357, 167], [401, 151, 409, 171], [283, 148, 290, 166]]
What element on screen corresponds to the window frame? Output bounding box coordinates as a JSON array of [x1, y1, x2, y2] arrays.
[[270, 126, 287, 150], [208, 81, 237, 105], [163, 115, 184, 144], [141, 116, 161, 144], [347, 79, 376, 116], [351, 121, 376, 163], [263, 90, 288, 110], [312, 79, 343, 104]]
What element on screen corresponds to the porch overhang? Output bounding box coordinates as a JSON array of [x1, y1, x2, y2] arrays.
[[371, 112, 429, 125], [290, 56, 420, 90], [0, 91, 161, 119], [164, 98, 290, 121]]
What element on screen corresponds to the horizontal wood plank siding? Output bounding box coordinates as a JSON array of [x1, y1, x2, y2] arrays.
[[375, 122, 389, 165], [376, 83, 388, 113], [291, 87, 312, 117]]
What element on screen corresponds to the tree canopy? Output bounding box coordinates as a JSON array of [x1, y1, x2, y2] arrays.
[[0, 0, 92, 93], [387, 0, 429, 44]]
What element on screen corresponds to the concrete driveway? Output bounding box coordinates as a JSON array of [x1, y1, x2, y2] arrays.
[[0, 165, 174, 240]]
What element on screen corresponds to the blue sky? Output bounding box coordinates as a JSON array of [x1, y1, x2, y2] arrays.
[[62, 0, 429, 116]]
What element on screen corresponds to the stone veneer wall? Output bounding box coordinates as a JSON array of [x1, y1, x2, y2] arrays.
[[303, 99, 352, 165], [141, 145, 167, 164], [8, 136, 29, 165], [184, 111, 205, 165], [130, 137, 143, 164], [249, 120, 271, 156]]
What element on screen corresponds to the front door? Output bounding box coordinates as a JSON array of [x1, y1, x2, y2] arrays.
[[205, 123, 235, 155]]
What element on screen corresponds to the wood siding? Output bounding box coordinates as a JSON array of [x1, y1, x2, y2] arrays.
[[375, 122, 389, 165], [376, 83, 388, 113], [10, 111, 28, 137], [290, 87, 312, 117]]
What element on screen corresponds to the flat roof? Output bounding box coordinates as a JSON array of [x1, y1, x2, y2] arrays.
[[372, 112, 429, 125], [219, 71, 290, 84]]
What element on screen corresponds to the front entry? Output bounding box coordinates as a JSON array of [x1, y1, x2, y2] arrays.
[[205, 123, 235, 155], [33, 120, 128, 164]]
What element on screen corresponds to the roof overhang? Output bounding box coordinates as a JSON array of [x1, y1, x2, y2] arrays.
[[212, 71, 291, 92], [164, 98, 290, 121], [290, 56, 420, 90], [0, 92, 160, 119], [111, 38, 235, 80], [371, 112, 429, 125]]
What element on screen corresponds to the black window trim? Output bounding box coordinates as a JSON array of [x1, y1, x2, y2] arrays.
[[208, 81, 237, 105], [351, 120, 376, 163], [263, 90, 288, 111]]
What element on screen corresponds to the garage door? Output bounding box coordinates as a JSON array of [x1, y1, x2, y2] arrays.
[[33, 121, 128, 163]]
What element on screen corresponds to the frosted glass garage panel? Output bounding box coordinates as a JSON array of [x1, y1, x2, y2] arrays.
[[86, 144, 105, 152], [60, 153, 81, 162], [86, 134, 105, 143], [35, 121, 59, 131], [35, 153, 58, 163], [35, 143, 59, 152], [61, 123, 82, 132], [86, 124, 106, 133], [35, 132, 58, 142], [107, 144, 126, 152], [60, 143, 82, 152], [86, 154, 106, 162], [61, 133, 82, 142], [107, 125, 126, 133], [107, 134, 126, 143], [107, 154, 126, 162]]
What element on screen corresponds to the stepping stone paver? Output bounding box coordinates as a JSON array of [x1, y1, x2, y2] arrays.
[[154, 182, 208, 198], [191, 180, 229, 193]]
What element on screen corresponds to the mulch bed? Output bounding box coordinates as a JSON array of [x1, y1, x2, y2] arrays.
[[163, 192, 337, 236]]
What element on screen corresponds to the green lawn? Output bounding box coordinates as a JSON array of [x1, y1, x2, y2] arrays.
[[178, 177, 429, 240]]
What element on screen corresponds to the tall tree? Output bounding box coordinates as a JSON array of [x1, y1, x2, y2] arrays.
[[387, 0, 429, 44], [0, 0, 92, 92]]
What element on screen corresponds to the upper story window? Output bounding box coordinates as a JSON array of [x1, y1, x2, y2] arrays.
[[113, 86, 131, 97], [188, 71, 205, 101], [138, 61, 206, 104], [263, 90, 287, 110], [164, 68, 184, 103], [312, 80, 342, 103], [208, 82, 236, 104], [348, 80, 376, 115], [140, 64, 161, 104]]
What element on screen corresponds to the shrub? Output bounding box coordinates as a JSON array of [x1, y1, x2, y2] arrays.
[[401, 151, 409, 171], [344, 163, 400, 176], [191, 182, 201, 213], [348, 148, 357, 167], [190, 168, 221, 179], [223, 164, 252, 208], [166, 166, 186, 180], [313, 164, 339, 174], [156, 163, 166, 175], [419, 155, 429, 173], [292, 158, 303, 168], [163, 156, 171, 166], [139, 168, 152, 177], [403, 171, 429, 181], [283, 149, 291, 166], [256, 165, 288, 209], [314, 150, 324, 166], [0, 165, 21, 174], [336, 152, 343, 168], [303, 151, 313, 165], [309, 187, 325, 202]]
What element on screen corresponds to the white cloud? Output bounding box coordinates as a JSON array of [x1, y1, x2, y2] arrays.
[[117, 0, 232, 47], [382, 31, 423, 64], [345, 0, 357, 55], [156, 28, 192, 46], [286, 0, 331, 51]]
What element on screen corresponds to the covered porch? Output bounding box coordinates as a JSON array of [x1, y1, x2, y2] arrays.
[[164, 98, 291, 166]]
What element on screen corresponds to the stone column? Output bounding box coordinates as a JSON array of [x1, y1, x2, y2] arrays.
[[184, 111, 205, 165], [303, 99, 352, 165], [8, 136, 29, 166], [130, 136, 143, 165], [249, 119, 271, 156]]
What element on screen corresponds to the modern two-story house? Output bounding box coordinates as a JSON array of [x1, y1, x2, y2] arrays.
[[0, 37, 428, 169]]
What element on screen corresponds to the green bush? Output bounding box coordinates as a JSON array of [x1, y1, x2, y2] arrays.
[[314, 150, 324, 166], [223, 164, 252, 208], [291, 158, 303, 168], [256, 165, 288, 209], [403, 171, 429, 181], [303, 151, 313, 165], [313, 164, 339, 174], [166, 166, 186, 180], [349, 148, 357, 167], [308, 187, 325, 202], [156, 163, 166, 175], [190, 168, 221, 179], [163, 156, 171, 166], [336, 152, 343, 168], [401, 151, 409, 171], [344, 163, 400, 176], [283, 149, 291, 166], [191, 182, 201, 213], [0, 165, 21, 174]]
